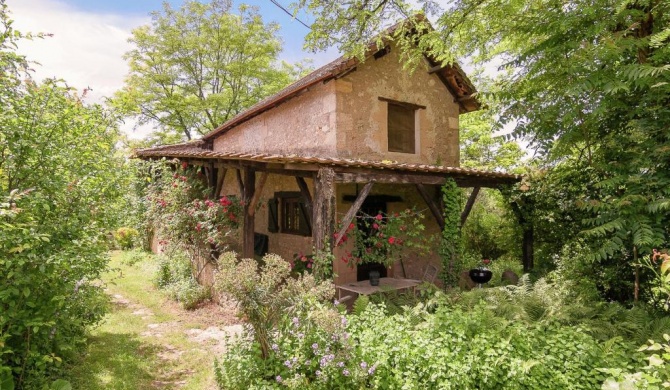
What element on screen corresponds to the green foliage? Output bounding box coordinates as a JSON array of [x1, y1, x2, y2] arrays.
[[154, 249, 210, 310], [440, 179, 463, 288], [462, 189, 520, 262], [215, 252, 334, 359], [0, 4, 123, 386], [602, 334, 670, 389], [114, 0, 307, 142], [113, 227, 139, 250]]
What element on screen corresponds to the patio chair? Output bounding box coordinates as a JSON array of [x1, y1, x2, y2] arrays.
[[422, 264, 438, 284]]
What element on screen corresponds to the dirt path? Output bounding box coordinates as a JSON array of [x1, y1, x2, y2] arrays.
[[69, 253, 244, 390]]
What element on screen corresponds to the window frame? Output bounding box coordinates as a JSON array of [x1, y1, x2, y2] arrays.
[[380, 97, 425, 155]]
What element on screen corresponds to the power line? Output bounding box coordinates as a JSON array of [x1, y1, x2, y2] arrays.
[[268, 0, 311, 30]]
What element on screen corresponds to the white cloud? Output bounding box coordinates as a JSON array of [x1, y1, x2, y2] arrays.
[[6, 0, 153, 138]]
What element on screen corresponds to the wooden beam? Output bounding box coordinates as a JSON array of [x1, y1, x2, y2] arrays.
[[313, 168, 336, 252], [215, 168, 227, 198], [242, 168, 256, 259], [236, 169, 244, 195], [415, 184, 445, 230], [334, 182, 374, 246], [460, 187, 480, 227], [248, 172, 268, 217], [428, 64, 446, 74], [295, 177, 313, 218], [335, 172, 447, 185]]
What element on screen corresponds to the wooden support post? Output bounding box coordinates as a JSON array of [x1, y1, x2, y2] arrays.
[[215, 168, 227, 198], [313, 168, 336, 253], [415, 184, 445, 230], [207, 163, 217, 198], [460, 187, 480, 227], [335, 182, 374, 246], [242, 167, 256, 259], [296, 177, 313, 218], [236, 169, 244, 195], [522, 224, 534, 272], [248, 172, 268, 217]]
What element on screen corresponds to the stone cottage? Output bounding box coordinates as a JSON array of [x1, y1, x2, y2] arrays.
[[136, 31, 521, 287]]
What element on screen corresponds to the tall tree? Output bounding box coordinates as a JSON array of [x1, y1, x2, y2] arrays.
[[115, 0, 305, 141]]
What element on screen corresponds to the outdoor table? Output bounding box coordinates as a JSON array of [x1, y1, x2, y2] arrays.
[[336, 277, 421, 300]]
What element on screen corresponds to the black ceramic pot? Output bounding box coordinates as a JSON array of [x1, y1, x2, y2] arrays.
[[369, 270, 381, 286], [469, 268, 493, 284]]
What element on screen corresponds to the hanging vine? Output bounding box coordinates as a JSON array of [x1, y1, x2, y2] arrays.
[[440, 178, 463, 289]]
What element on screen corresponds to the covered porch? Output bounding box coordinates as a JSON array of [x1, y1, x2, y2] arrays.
[[136, 142, 524, 286]]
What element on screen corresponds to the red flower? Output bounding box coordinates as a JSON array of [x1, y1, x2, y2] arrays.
[[375, 214, 383, 221], [181, 161, 188, 169], [388, 236, 396, 245], [220, 196, 232, 206], [375, 242, 383, 248], [348, 223, 355, 231], [301, 256, 307, 262], [372, 223, 379, 230], [482, 259, 491, 265]]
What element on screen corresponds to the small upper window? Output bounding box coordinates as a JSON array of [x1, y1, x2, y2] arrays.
[[387, 103, 416, 154]]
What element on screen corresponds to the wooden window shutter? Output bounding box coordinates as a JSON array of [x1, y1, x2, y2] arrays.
[[388, 103, 416, 153], [268, 198, 279, 233], [297, 203, 312, 236]]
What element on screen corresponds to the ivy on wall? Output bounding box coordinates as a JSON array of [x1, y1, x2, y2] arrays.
[[440, 179, 463, 289]]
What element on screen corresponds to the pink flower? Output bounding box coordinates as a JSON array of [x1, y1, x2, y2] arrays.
[[375, 214, 383, 221], [372, 223, 379, 230], [307, 263, 312, 269]]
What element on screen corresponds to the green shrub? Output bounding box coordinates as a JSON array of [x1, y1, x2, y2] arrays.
[[601, 334, 670, 389], [154, 249, 210, 309], [113, 227, 140, 250], [215, 252, 334, 360]]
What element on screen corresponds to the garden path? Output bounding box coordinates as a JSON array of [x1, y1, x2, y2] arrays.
[[68, 252, 243, 390]]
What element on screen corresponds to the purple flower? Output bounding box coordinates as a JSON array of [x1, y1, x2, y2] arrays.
[[337, 361, 345, 368], [276, 375, 283, 383], [333, 299, 340, 306], [341, 316, 348, 326], [284, 360, 292, 368], [316, 370, 322, 377], [368, 364, 377, 375], [360, 361, 368, 369], [312, 343, 319, 350], [271, 343, 279, 352], [343, 369, 350, 376], [297, 332, 304, 339], [292, 317, 299, 326]]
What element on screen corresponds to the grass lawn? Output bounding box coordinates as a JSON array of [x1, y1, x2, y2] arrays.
[[66, 251, 239, 390]]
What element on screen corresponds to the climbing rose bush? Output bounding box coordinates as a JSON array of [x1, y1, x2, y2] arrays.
[[336, 209, 432, 268], [146, 160, 242, 252]]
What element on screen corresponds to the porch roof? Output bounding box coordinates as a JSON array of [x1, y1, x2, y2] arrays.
[[134, 142, 521, 188]]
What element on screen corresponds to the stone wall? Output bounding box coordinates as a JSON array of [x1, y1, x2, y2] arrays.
[[334, 44, 460, 166]]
